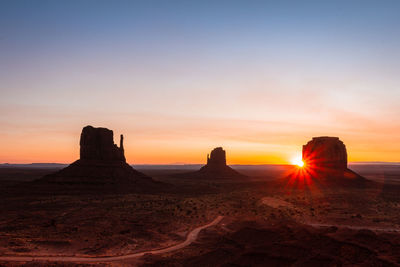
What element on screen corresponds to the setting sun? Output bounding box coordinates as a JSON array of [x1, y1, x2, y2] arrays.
[[291, 155, 304, 167]]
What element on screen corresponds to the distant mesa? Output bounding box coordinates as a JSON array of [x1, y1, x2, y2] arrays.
[[303, 136, 347, 171], [206, 147, 226, 167], [194, 147, 245, 178], [300, 136, 365, 183], [38, 125, 157, 188]]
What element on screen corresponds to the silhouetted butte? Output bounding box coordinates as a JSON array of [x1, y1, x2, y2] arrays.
[[193, 147, 245, 178], [302, 136, 365, 184], [303, 137, 347, 171], [80, 125, 126, 162], [39, 126, 156, 187]]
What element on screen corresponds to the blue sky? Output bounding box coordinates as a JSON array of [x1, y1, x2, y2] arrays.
[[0, 0, 399, 163]]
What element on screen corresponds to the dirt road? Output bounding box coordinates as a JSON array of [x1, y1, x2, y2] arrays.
[[0, 215, 223, 263]]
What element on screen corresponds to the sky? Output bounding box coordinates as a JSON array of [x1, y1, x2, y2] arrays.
[[0, 0, 400, 164]]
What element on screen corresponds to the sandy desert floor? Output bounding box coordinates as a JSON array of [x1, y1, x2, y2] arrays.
[[0, 164, 399, 266]]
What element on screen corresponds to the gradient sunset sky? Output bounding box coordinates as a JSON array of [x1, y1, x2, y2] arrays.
[[1, 0, 399, 164]]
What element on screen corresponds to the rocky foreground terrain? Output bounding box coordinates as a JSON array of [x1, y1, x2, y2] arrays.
[[0, 164, 399, 266]]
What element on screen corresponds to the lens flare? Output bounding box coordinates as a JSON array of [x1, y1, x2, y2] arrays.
[[291, 155, 304, 167]]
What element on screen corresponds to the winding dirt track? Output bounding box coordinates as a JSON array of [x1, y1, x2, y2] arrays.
[[0, 216, 223, 263]]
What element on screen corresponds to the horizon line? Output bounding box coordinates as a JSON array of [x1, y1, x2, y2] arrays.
[[1, 161, 400, 166]]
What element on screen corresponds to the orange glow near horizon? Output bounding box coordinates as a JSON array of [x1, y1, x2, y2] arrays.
[[0, 134, 400, 165], [1, 102, 400, 164], [0, 118, 400, 164], [290, 154, 304, 167]]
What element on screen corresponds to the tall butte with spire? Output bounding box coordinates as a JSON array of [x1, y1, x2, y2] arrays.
[[39, 126, 157, 188], [79, 126, 126, 162]]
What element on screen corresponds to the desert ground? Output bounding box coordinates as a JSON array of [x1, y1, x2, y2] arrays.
[[0, 164, 399, 266]]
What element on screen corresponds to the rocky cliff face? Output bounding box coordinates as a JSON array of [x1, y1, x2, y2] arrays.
[[284, 136, 366, 186], [207, 147, 227, 167], [80, 126, 125, 162], [302, 136, 347, 170]]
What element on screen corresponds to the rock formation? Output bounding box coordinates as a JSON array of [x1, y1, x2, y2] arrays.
[[302, 137, 347, 170], [207, 147, 227, 167], [38, 126, 158, 189], [299, 136, 365, 184], [80, 126, 125, 162], [195, 147, 245, 178]]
